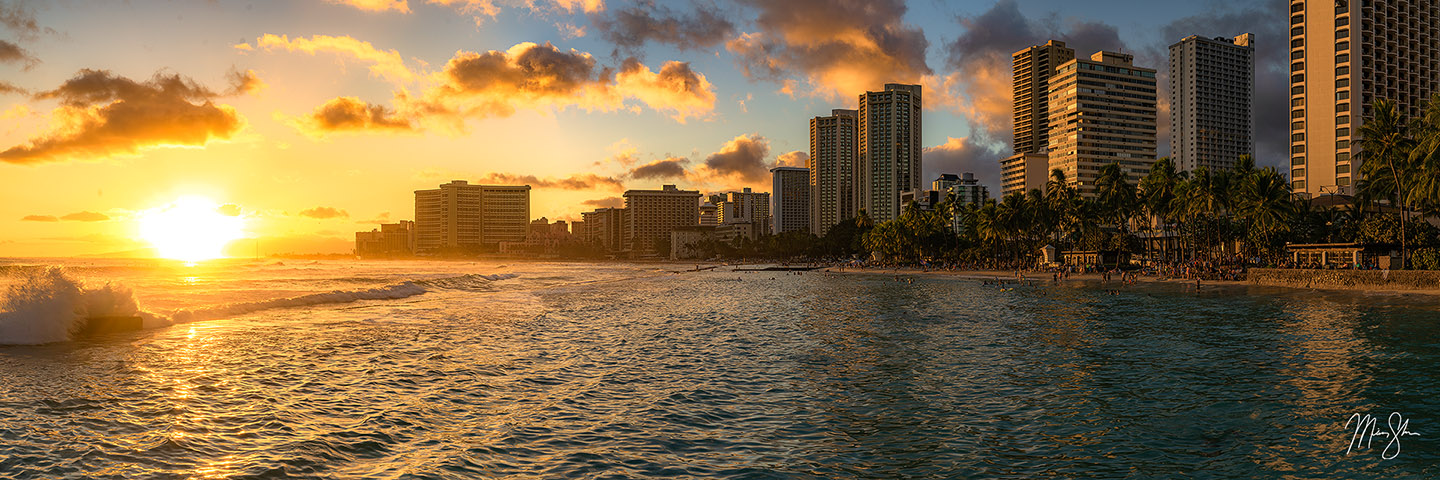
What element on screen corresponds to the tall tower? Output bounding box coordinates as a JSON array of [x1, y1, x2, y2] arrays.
[[770, 166, 810, 235], [1013, 40, 1075, 155], [1289, 0, 1440, 197], [1170, 33, 1255, 173], [857, 83, 922, 223], [1047, 51, 1158, 197], [809, 109, 857, 235]]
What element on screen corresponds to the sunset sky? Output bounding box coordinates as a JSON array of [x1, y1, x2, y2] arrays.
[[0, 0, 1288, 257]]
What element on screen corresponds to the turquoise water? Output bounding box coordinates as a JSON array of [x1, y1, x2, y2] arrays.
[[0, 260, 1436, 478]]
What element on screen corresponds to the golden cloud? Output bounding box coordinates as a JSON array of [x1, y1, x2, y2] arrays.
[[251, 34, 416, 84], [299, 207, 350, 219], [325, 0, 410, 13], [0, 69, 246, 165], [292, 96, 416, 137], [615, 59, 715, 123]]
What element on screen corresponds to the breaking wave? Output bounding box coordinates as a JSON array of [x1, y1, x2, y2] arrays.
[[1, 268, 518, 345]]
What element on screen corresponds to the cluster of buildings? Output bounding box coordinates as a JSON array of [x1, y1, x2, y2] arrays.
[[360, 2, 1440, 259]]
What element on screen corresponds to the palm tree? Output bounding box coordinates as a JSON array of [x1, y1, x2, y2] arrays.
[[1094, 162, 1139, 234], [1236, 167, 1297, 263], [1407, 93, 1440, 216], [1357, 99, 1415, 267], [1140, 157, 1179, 262]]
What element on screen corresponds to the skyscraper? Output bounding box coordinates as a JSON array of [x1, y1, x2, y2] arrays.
[[1047, 51, 1158, 197], [1288, 0, 1439, 197], [857, 83, 922, 223], [809, 109, 857, 236], [1170, 34, 1255, 173], [770, 166, 810, 234], [414, 180, 531, 253], [1013, 40, 1076, 155]]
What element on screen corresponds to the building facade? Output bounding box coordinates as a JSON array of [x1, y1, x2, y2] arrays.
[[1001, 152, 1050, 195], [770, 166, 810, 235], [857, 84, 923, 223], [1169, 33, 1255, 173], [1289, 0, 1440, 197], [716, 187, 771, 242], [355, 221, 415, 257], [1047, 51, 1158, 197], [939, 172, 990, 206], [623, 185, 701, 257], [809, 108, 857, 236], [580, 207, 626, 252], [1013, 40, 1076, 155], [413, 181, 531, 253]]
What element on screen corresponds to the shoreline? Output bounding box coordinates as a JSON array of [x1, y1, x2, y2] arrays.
[[818, 265, 1440, 297]]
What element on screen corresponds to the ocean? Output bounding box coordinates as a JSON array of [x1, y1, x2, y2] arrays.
[[0, 258, 1436, 478]]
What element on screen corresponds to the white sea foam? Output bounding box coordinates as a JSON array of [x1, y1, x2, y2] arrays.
[[169, 282, 429, 323], [0, 267, 154, 345]]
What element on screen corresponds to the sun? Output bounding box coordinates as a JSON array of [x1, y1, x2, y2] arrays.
[[138, 196, 247, 262]]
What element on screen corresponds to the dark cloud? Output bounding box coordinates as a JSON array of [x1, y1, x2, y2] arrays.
[[299, 207, 350, 219], [1151, 1, 1289, 168], [728, 0, 930, 97], [629, 156, 689, 179], [924, 137, 1007, 193], [295, 96, 415, 136], [0, 39, 37, 68], [582, 196, 624, 208], [591, 2, 735, 56], [20, 215, 56, 222], [0, 69, 245, 165], [0, 80, 23, 95], [226, 68, 266, 96], [0, 1, 54, 40], [60, 211, 109, 222], [475, 172, 625, 190], [701, 134, 769, 182]]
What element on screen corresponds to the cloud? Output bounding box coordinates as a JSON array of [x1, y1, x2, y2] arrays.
[[591, 3, 735, 55], [775, 150, 808, 168], [0, 1, 54, 40], [629, 156, 688, 180], [59, 211, 109, 222], [697, 134, 769, 183], [299, 207, 350, 219], [226, 68, 267, 96], [0, 69, 246, 165], [614, 58, 715, 122], [727, 0, 930, 98], [251, 34, 416, 84], [0, 39, 37, 68], [404, 42, 715, 123], [292, 96, 416, 137], [474, 172, 624, 190], [218, 204, 242, 216], [935, 0, 1128, 148], [20, 215, 57, 222], [923, 137, 1005, 193], [326, 0, 411, 13], [0, 81, 24, 95], [582, 196, 623, 208]]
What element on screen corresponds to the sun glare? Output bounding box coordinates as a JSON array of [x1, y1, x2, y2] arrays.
[[139, 196, 246, 262]]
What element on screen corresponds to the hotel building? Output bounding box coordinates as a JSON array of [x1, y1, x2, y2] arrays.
[[809, 108, 857, 236], [1288, 0, 1440, 197], [1047, 51, 1158, 196], [770, 166, 810, 234], [623, 185, 701, 256], [1169, 33, 1256, 173], [414, 180, 531, 253], [857, 84, 923, 223], [1003, 41, 1076, 196]]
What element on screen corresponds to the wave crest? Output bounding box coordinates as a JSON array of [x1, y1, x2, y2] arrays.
[[0, 267, 154, 345]]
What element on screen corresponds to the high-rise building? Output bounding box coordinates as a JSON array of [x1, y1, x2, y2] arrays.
[[698, 202, 718, 226], [1289, 0, 1439, 197], [716, 187, 771, 241], [1013, 40, 1076, 155], [414, 180, 531, 253], [1001, 152, 1051, 195], [355, 220, 415, 257], [623, 185, 700, 256], [938, 173, 990, 206], [1170, 34, 1255, 173], [809, 108, 857, 236], [857, 83, 923, 223], [1047, 51, 1158, 197], [770, 166, 810, 234], [581, 207, 626, 252]]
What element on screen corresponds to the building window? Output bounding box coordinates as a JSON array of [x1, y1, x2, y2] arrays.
[[1292, 14, 1304, 24], [1292, 50, 1306, 60], [1336, 66, 1349, 75], [1337, 102, 1349, 112], [1337, 127, 1350, 137], [1292, 26, 1304, 36], [1292, 38, 1305, 48], [1336, 17, 1349, 27], [1337, 91, 1349, 100], [1292, 145, 1306, 154], [1293, 168, 1306, 178], [1337, 115, 1350, 124], [1336, 29, 1348, 39], [1337, 140, 1349, 149], [1338, 177, 1351, 186], [1292, 85, 1305, 95], [1292, 156, 1306, 166], [1293, 120, 1306, 130], [1293, 73, 1305, 83], [1291, 2, 1304, 13], [1292, 133, 1306, 142], [1292, 109, 1305, 118], [1336, 41, 1348, 51], [1337, 163, 1351, 173], [1292, 97, 1306, 107], [1292, 62, 1305, 72], [1335, 1, 1347, 14], [1336, 78, 1349, 88], [1293, 180, 1306, 190]]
